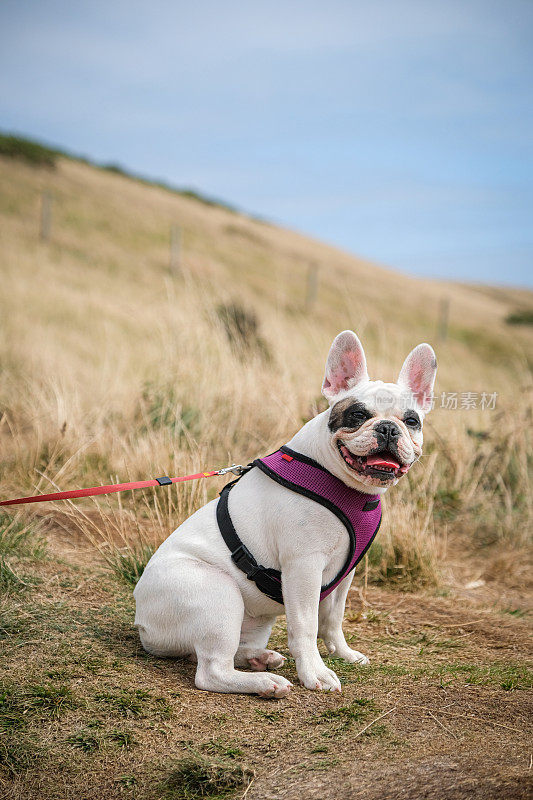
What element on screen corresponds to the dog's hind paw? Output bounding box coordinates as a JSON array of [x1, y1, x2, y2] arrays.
[[247, 649, 286, 671], [324, 640, 370, 665]]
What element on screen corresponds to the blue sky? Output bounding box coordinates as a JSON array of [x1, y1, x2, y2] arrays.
[[1, 0, 532, 286]]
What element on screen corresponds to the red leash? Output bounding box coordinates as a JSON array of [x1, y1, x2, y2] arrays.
[[0, 465, 246, 508]]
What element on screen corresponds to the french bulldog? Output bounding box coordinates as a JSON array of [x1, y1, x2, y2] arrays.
[[134, 331, 437, 697]]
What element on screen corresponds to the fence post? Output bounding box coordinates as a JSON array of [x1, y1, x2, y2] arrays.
[[40, 191, 52, 241], [169, 224, 181, 274], [438, 297, 450, 341], [305, 263, 319, 312]]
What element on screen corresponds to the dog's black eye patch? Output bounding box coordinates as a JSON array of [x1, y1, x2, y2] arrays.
[[329, 400, 372, 432], [403, 409, 421, 430]]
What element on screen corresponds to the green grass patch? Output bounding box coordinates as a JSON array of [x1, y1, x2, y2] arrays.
[[139, 382, 200, 437], [434, 488, 462, 521], [361, 608, 391, 625], [0, 513, 46, 595], [305, 757, 339, 770], [0, 556, 35, 593], [66, 728, 136, 753], [366, 537, 437, 590], [157, 755, 253, 800], [0, 687, 26, 731], [344, 659, 531, 691], [360, 723, 389, 738], [505, 308, 533, 326], [314, 697, 391, 741], [319, 697, 378, 724], [105, 543, 154, 587], [432, 662, 532, 691], [0, 512, 46, 559], [0, 681, 79, 774], [106, 729, 136, 748], [0, 133, 57, 167], [19, 684, 79, 719], [66, 731, 101, 753], [0, 731, 44, 775], [94, 688, 172, 719], [116, 774, 137, 788], [255, 708, 283, 723], [0, 687, 49, 774], [317, 697, 380, 736], [501, 607, 529, 618], [200, 739, 243, 760]]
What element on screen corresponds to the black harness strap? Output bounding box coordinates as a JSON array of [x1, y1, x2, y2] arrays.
[[216, 480, 284, 604]]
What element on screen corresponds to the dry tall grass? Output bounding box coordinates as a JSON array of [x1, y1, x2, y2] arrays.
[[1, 154, 532, 590]]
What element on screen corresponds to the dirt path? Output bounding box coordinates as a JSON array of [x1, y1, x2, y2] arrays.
[[1, 539, 531, 800]]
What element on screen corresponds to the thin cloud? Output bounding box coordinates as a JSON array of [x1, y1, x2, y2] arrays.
[[0, 0, 532, 285]]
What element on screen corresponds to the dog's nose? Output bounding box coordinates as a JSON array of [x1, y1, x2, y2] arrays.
[[374, 421, 401, 445]]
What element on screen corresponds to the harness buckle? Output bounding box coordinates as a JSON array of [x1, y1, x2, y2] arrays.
[[231, 543, 261, 579]]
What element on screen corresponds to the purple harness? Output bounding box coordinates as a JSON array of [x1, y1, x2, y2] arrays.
[[216, 445, 382, 605]]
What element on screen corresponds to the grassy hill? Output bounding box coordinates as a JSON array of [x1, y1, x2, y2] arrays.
[[0, 143, 531, 799], [1, 144, 531, 565]]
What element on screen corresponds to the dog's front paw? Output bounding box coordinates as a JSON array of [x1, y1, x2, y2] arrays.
[[256, 673, 293, 699], [296, 657, 342, 693]]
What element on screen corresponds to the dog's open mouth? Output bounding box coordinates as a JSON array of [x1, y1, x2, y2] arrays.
[[338, 443, 410, 480]]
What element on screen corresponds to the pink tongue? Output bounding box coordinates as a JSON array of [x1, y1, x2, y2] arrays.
[[366, 454, 400, 469]]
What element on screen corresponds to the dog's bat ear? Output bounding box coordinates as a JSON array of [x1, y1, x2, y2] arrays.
[[397, 344, 437, 412], [322, 330, 369, 401]]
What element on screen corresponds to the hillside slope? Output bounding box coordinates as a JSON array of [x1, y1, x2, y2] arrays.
[[1, 152, 532, 399], [1, 148, 531, 505], [1, 151, 532, 552]]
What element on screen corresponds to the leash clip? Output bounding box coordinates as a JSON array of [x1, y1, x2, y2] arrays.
[[216, 464, 247, 477]]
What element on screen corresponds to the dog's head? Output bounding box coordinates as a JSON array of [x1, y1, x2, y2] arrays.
[[322, 331, 437, 489]]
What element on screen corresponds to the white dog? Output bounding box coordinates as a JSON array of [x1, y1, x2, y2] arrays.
[[134, 331, 437, 697]]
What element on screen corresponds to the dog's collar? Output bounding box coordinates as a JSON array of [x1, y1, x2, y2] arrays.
[[216, 446, 382, 605]]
